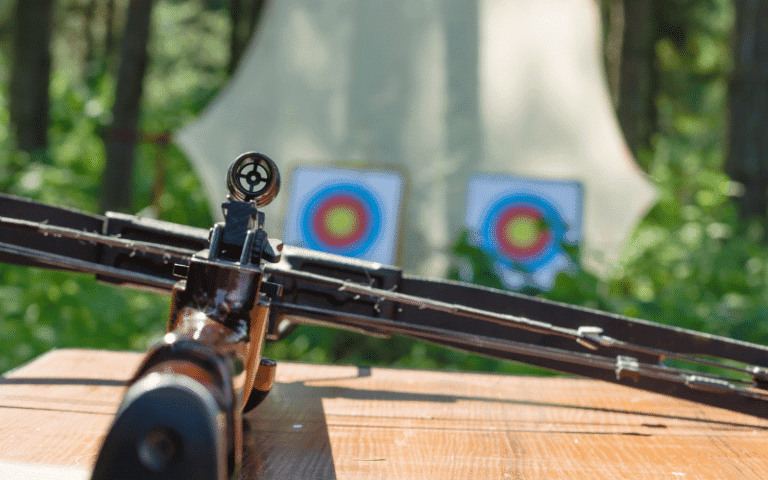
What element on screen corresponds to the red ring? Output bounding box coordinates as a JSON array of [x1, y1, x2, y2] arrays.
[[493, 206, 551, 260], [312, 195, 369, 247]]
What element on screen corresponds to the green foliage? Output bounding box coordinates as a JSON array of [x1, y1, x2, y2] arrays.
[[0, 1, 221, 373]]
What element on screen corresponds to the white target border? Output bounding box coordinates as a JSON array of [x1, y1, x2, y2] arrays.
[[283, 165, 405, 265]]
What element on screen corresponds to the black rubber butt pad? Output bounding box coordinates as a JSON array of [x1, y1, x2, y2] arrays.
[[91, 373, 226, 480]]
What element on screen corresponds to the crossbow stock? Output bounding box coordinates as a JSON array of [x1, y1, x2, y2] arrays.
[[1, 152, 768, 479]]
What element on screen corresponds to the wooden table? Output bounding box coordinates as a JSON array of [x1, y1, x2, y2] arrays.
[[2, 349, 768, 479]]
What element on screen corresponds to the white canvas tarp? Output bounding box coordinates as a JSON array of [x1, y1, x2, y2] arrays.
[[175, 0, 657, 277]]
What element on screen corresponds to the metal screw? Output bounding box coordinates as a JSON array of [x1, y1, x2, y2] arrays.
[[137, 427, 178, 472]]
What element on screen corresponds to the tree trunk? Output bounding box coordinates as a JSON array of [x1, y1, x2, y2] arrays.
[[228, 0, 243, 76], [727, 0, 768, 220], [616, 0, 656, 155], [248, 0, 268, 39], [601, 0, 625, 107], [105, 0, 117, 59], [228, 0, 268, 75], [10, 0, 54, 153], [102, 0, 154, 213]]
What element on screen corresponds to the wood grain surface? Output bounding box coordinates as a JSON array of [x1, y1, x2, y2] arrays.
[[2, 349, 768, 479]]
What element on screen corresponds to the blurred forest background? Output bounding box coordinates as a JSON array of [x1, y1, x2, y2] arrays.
[[1, 0, 768, 375]]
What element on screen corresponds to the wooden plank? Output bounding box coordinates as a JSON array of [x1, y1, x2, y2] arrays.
[[2, 349, 768, 479], [0, 350, 136, 472]]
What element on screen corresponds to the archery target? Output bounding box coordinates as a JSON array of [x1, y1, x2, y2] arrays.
[[284, 167, 404, 264], [481, 194, 565, 270], [302, 184, 381, 256], [466, 174, 582, 290]]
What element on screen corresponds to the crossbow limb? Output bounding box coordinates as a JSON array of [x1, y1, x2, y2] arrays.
[[1, 153, 768, 478]]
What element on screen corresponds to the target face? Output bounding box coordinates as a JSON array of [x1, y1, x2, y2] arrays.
[[284, 167, 404, 264], [482, 195, 564, 269], [301, 184, 382, 256], [465, 175, 582, 290]]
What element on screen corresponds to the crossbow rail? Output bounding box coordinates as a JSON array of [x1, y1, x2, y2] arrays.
[[2, 191, 768, 420]]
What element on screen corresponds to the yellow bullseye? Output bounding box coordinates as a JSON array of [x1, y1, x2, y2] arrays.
[[505, 217, 538, 248], [324, 207, 358, 239]]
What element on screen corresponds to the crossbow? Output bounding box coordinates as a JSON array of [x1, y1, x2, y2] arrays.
[[1, 152, 768, 479]]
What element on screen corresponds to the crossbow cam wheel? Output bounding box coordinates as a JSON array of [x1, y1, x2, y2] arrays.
[[226, 152, 280, 206]]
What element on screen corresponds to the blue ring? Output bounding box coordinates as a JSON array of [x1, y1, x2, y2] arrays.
[[300, 183, 383, 257], [480, 194, 566, 270]]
